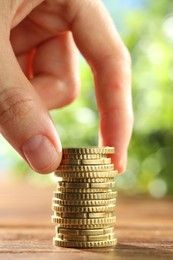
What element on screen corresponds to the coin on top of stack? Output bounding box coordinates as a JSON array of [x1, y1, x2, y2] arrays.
[[52, 147, 118, 248]]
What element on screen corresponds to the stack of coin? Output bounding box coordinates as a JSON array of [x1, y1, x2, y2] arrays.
[[52, 147, 118, 248]]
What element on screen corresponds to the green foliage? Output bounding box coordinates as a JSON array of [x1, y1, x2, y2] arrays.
[[117, 0, 173, 196]]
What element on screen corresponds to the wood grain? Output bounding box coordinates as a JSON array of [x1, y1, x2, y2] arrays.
[[0, 181, 173, 259]]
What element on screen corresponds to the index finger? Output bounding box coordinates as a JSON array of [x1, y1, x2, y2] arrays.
[[67, 0, 133, 172]]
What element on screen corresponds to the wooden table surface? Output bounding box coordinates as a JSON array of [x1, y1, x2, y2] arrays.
[[0, 181, 173, 260]]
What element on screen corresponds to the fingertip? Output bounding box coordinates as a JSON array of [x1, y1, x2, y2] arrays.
[[35, 151, 62, 174], [22, 134, 62, 174], [110, 153, 127, 174], [117, 165, 126, 174]]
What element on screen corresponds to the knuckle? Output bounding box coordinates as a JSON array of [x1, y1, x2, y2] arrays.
[[0, 88, 34, 125], [69, 78, 80, 100], [63, 78, 80, 105], [67, 90, 79, 104], [93, 47, 131, 74]]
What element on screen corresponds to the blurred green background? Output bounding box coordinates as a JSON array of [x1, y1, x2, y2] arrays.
[[0, 0, 173, 198]]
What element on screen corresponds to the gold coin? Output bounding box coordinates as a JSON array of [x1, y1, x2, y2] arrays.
[[52, 198, 116, 206], [63, 154, 106, 159], [61, 158, 111, 165], [54, 212, 114, 219], [57, 164, 114, 172], [55, 170, 118, 179], [52, 204, 116, 213], [53, 238, 117, 248], [57, 181, 115, 189], [54, 191, 117, 200], [55, 224, 114, 229], [51, 216, 116, 225], [58, 177, 114, 183], [62, 147, 115, 155], [56, 187, 112, 193], [56, 227, 114, 236], [56, 233, 116, 242]]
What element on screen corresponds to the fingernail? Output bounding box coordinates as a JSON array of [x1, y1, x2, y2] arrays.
[[22, 134, 60, 173]]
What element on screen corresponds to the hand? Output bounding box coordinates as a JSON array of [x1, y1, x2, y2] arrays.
[[0, 0, 133, 174]]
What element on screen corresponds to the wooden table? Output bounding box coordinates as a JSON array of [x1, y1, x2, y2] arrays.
[[0, 181, 173, 259]]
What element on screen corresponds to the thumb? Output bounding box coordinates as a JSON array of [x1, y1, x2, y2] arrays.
[[0, 40, 62, 174]]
